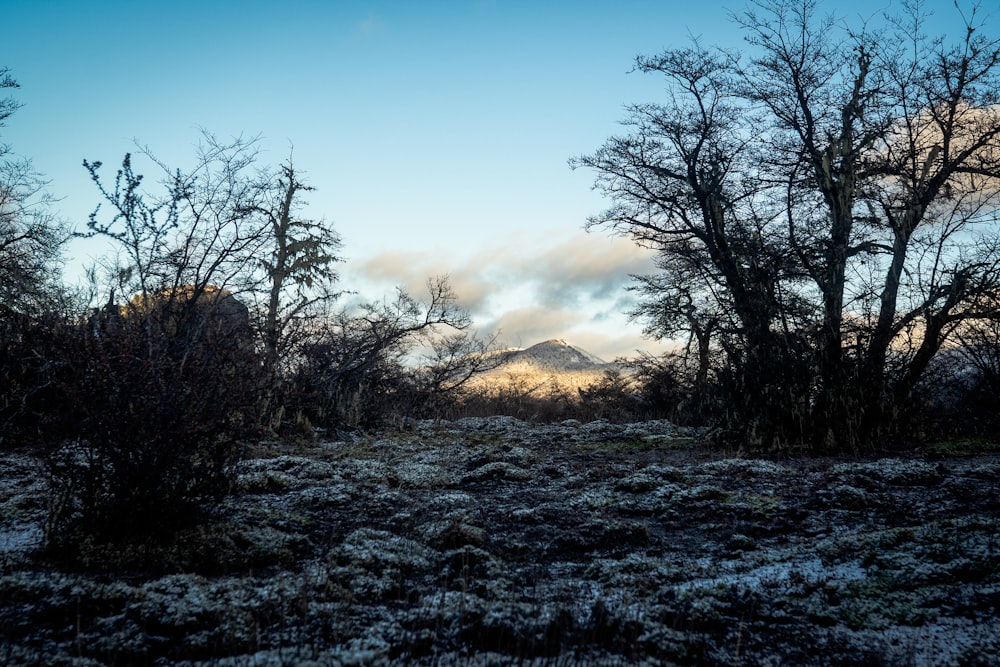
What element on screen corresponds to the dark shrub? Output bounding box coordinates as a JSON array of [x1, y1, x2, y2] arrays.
[[34, 287, 261, 550], [578, 370, 650, 423]]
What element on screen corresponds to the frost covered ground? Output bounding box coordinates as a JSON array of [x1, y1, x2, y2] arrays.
[[1, 417, 999, 665]]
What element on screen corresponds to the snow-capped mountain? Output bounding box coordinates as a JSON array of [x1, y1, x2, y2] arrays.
[[499, 339, 611, 370], [469, 339, 623, 396]]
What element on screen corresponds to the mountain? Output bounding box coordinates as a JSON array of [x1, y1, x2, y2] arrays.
[[468, 339, 623, 396], [501, 339, 610, 370]]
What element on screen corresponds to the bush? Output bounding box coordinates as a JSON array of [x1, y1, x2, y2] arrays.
[[0, 307, 75, 447], [450, 375, 581, 423], [21, 292, 262, 551], [627, 353, 724, 427], [276, 280, 491, 430], [578, 370, 651, 423]]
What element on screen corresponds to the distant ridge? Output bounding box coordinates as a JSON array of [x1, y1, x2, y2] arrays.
[[501, 339, 609, 371], [469, 339, 622, 396]]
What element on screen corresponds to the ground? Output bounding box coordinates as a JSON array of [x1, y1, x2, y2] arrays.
[[1, 417, 998, 665]]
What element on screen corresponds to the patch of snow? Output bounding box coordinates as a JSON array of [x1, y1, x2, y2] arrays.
[[392, 461, 450, 488], [676, 557, 868, 594], [0, 522, 42, 553], [453, 416, 529, 433], [426, 491, 474, 509], [697, 459, 792, 477], [832, 458, 943, 485], [461, 461, 533, 483]]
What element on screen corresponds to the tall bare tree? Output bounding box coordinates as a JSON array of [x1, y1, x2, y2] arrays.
[[576, 0, 1000, 452], [289, 276, 488, 427], [242, 156, 342, 374]]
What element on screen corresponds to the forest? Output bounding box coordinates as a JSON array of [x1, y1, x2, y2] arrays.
[[1, 1, 1000, 664]]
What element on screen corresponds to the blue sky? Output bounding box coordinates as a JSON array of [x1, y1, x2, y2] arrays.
[[3, 0, 988, 359]]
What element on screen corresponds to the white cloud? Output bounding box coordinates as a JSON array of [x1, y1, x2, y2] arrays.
[[345, 229, 666, 358], [483, 306, 586, 347]]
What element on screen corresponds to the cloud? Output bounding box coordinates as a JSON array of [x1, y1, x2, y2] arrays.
[[510, 234, 657, 308], [353, 250, 495, 313], [345, 229, 666, 357], [483, 306, 586, 349], [353, 233, 656, 314], [354, 251, 428, 288]]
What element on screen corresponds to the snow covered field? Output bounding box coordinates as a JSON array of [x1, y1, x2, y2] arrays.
[[1, 418, 998, 665]]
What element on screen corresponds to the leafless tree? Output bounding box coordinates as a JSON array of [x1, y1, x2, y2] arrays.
[[0, 68, 67, 315], [0, 68, 71, 446], [41, 133, 280, 542], [575, 0, 1000, 452], [83, 132, 271, 303], [238, 155, 343, 386], [288, 276, 495, 427]]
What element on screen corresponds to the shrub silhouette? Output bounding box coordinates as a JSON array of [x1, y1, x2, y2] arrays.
[[123, 284, 255, 367], [41, 286, 261, 551]]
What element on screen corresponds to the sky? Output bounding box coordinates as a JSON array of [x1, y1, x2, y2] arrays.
[[3, 0, 988, 360]]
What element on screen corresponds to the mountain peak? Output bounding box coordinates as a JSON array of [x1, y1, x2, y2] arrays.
[[467, 339, 621, 396], [516, 339, 608, 370]]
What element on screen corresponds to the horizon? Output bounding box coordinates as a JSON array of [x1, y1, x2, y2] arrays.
[[5, 0, 982, 360]]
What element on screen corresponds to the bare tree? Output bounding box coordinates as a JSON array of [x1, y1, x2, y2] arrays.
[[83, 132, 271, 303], [576, 0, 1000, 452], [0, 68, 70, 446], [0, 68, 18, 129], [0, 68, 67, 314], [628, 252, 734, 388], [288, 276, 490, 427], [242, 155, 343, 375], [573, 42, 815, 448], [44, 133, 278, 543], [409, 327, 504, 418]]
